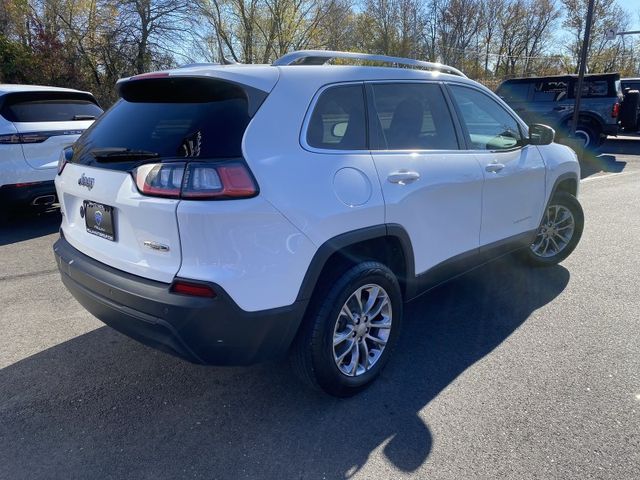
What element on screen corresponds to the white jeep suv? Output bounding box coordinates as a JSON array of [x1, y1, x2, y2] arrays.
[[53, 51, 583, 396], [0, 85, 102, 213]]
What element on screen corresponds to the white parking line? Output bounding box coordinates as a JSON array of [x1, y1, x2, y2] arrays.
[[581, 171, 639, 183]]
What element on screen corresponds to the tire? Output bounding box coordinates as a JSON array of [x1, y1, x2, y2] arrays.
[[620, 90, 639, 131], [290, 261, 403, 397], [522, 191, 584, 267], [574, 124, 598, 149]]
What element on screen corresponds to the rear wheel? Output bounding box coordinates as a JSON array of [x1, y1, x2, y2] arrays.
[[290, 261, 402, 397], [523, 191, 584, 266], [573, 124, 599, 149]]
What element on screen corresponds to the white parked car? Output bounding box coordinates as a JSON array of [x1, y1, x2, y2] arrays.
[[53, 51, 583, 396], [0, 85, 102, 213]]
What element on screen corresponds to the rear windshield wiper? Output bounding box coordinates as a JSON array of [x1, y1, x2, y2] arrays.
[[91, 147, 160, 161], [73, 114, 96, 120]]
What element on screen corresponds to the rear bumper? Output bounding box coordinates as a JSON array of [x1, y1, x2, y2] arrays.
[[0, 181, 57, 208], [53, 237, 306, 365]]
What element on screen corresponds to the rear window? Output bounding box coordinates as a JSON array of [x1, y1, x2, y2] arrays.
[[572, 79, 609, 98], [78, 99, 249, 158], [568, 76, 619, 98], [1, 92, 102, 122], [72, 78, 256, 169]]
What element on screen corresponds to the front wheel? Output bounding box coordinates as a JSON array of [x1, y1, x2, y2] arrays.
[[523, 191, 584, 266], [290, 261, 402, 397]]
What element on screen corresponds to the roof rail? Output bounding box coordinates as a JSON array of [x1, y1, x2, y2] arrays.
[[273, 50, 466, 78]]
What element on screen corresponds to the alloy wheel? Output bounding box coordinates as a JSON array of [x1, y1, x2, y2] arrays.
[[531, 204, 576, 258], [332, 284, 392, 377]]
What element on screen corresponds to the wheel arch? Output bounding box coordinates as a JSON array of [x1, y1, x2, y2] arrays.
[[560, 112, 604, 132], [295, 224, 416, 305], [550, 172, 579, 199]]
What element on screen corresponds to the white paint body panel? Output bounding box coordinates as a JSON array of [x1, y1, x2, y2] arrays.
[[475, 145, 547, 246], [56, 163, 182, 283], [176, 198, 317, 311], [537, 143, 581, 200], [372, 151, 484, 273], [242, 73, 385, 248], [13, 120, 93, 170]]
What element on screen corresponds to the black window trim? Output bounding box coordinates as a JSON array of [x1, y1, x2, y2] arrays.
[[300, 81, 370, 154], [445, 82, 529, 153]]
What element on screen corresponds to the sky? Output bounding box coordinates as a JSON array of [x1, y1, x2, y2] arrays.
[[618, 0, 640, 30]]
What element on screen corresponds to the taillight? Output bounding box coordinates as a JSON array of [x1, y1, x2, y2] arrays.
[[612, 102, 620, 118], [0, 134, 20, 144], [134, 162, 185, 197], [0, 130, 81, 144], [0, 133, 49, 144], [132, 161, 257, 200], [170, 280, 216, 298], [57, 146, 74, 175]]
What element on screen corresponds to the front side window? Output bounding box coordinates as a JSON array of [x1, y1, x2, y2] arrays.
[[497, 82, 531, 103], [449, 85, 522, 151], [369, 83, 459, 150], [306, 84, 367, 150]]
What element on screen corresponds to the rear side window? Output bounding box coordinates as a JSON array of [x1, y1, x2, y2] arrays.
[[369, 83, 458, 150], [449, 85, 522, 151], [573, 79, 609, 98], [533, 80, 568, 102], [497, 82, 531, 103], [1, 92, 102, 122], [306, 84, 367, 150]]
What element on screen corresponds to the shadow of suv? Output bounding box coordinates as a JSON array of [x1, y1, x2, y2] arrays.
[[497, 73, 623, 148]]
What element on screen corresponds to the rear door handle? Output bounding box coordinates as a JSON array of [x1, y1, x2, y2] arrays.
[[387, 170, 420, 185], [485, 163, 505, 173]]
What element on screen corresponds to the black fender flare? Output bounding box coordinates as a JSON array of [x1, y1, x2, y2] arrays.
[[295, 224, 416, 303], [548, 172, 579, 201]]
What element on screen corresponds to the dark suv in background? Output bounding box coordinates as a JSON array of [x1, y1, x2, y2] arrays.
[[497, 73, 623, 148]]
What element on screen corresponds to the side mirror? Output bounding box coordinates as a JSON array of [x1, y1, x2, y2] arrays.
[[528, 124, 555, 146]]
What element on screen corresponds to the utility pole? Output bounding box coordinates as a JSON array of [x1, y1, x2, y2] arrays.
[[571, 0, 595, 136]]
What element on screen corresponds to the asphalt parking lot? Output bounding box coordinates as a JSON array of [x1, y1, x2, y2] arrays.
[[1, 139, 639, 480]]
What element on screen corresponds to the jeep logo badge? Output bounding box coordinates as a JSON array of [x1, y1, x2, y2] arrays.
[[78, 173, 95, 190]]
